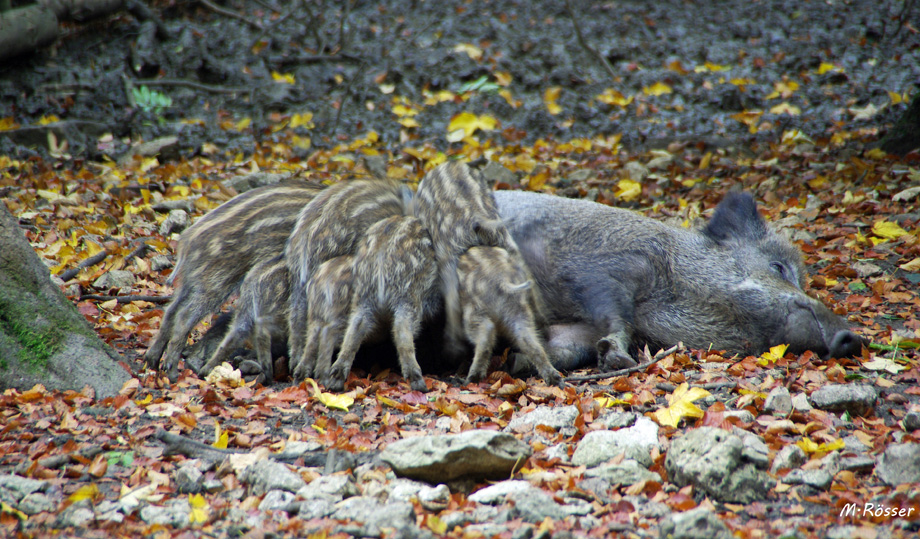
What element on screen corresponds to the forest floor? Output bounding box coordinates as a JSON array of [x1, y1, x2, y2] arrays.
[[1, 1, 920, 538]]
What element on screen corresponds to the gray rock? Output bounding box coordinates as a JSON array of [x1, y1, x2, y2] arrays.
[[665, 427, 773, 503], [480, 161, 517, 185], [783, 469, 833, 490], [877, 443, 920, 486], [658, 507, 733, 539], [380, 430, 532, 483], [117, 136, 180, 166], [159, 209, 189, 236], [903, 411, 920, 431], [543, 443, 571, 462], [597, 411, 638, 429], [572, 416, 659, 468], [241, 459, 307, 495], [18, 492, 57, 515], [223, 172, 286, 193], [584, 459, 660, 485], [139, 499, 191, 527], [151, 198, 195, 213], [764, 386, 793, 415], [771, 445, 807, 474], [95, 500, 125, 523], [293, 497, 336, 520], [732, 427, 770, 468], [723, 409, 755, 423], [296, 473, 358, 501], [808, 384, 877, 416], [150, 254, 173, 271], [175, 464, 203, 494], [505, 405, 578, 432], [0, 474, 48, 500], [852, 261, 883, 277], [332, 496, 417, 536], [55, 499, 94, 528], [418, 484, 451, 511], [840, 456, 875, 473], [202, 479, 224, 493], [623, 161, 649, 182], [469, 480, 567, 523], [791, 392, 813, 412], [275, 440, 324, 461], [820, 452, 841, 476], [259, 489, 296, 511], [92, 269, 135, 291], [441, 510, 474, 530]]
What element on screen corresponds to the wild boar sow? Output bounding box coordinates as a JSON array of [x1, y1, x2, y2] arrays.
[[494, 191, 863, 370]]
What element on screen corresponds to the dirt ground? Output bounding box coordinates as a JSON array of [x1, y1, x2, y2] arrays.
[[1, 0, 918, 161]]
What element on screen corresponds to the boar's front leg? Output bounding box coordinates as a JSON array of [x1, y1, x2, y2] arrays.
[[596, 332, 637, 370], [324, 304, 376, 392]]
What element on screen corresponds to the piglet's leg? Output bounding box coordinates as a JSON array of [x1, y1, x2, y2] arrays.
[[464, 317, 496, 384], [324, 305, 375, 392], [391, 307, 428, 393], [508, 320, 563, 387]]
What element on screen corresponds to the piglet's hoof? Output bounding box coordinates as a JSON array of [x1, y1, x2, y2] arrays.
[[407, 375, 429, 393], [322, 372, 346, 393]]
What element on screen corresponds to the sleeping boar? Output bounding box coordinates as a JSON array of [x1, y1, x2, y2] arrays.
[[493, 191, 864, 370]]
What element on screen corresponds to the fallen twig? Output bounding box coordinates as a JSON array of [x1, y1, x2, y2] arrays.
[[36, 446, 104, 469], [564, 0, 618, 82], [565, 343, 682, 383], [136, 78, 249, 94], [330, 60, 367, 137], [79, 294, 171, 304], [199, 0, 263, 31], [58, 251, 108, 282]]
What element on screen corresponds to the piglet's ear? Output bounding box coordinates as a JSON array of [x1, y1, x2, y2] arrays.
[[703, 192, 768, 244]]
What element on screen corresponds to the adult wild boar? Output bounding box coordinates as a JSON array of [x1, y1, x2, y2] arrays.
[[493, 191, 864, 370]]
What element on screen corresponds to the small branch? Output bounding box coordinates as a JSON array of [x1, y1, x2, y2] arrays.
[[155, 429, 239, 462], [268, 53, 364, 66], [36, 446, 104, 469], [80, 294, 172, 304], [136, 78, 249, 94], [564, 0, 618, 82], [58, 251, 108, 282], [330, 61, 367, 137], [199, 0, 263, 31], [656, 381, 737, 392], [249, 0, 300, 49], [565, 343, 682, 383]]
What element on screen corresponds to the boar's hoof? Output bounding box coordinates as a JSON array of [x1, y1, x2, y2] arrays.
[[539, 367, 564, 388], [829, 330, 865, 358], [596, 336, 638, 371]]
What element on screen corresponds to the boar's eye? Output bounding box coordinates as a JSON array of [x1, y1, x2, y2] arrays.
[[770, 262, 790, 281]]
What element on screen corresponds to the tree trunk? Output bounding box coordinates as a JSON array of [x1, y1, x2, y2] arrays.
[[0, 203, 131, 398], [880, 89, 920, 156]]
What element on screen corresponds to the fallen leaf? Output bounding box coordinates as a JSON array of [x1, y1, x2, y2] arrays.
[[447, 112, 498, 139], [189, 493, 209, 525], [643, 82, 672, 96], [453, 43, 483, 61], [614, 179, 642, 202], [653, 383, 710, 428], [758, 344, 788, 366], [544, 86, 562, 115], [862, 357, 907, 374], [307, 378, 353, 411]]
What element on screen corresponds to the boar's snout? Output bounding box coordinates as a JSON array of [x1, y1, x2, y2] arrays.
[[783, 297, 863, 359], [828, 329, 865, 359]]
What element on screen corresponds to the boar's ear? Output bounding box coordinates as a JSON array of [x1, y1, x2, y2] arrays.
[[703, 192, 768, 244]]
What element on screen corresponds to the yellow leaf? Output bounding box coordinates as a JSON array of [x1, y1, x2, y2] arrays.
[[292, 135, 312, 150], [271, 71, 295, 84], [134, 394, 152, 406], [377, 395, 401, 408], [782, 129, 813, 144], [235, 117, 252, 131], [213, 422, 229, 449], [871, 221, 909, 240], [290, 112, 314, 129], [494, 71, 513, 86], [758, 343, 788, 366], [1, 501, 27, 521], [596, 88, 634, 107], [398, 117, 420, 128], [699, 152, 712, 170], [595, 394, 632, 408], [0, 117, 20, 131], [888, 91, 903, 105], [865, 148, 887, 160], [498, 89, 521, 108], [447, 112, 498, 138], [188, 493, 209, 525], [427, 515, 448, 534], [770, 103, 800, 115], [652, 383, 710, 428], [643, 82, 672, 96], [614, 179, 642, 202], [307, 378, 353, 411], [817, 62, 842, 75], [729, 78, 756, 88], [38, 114, 60, 125], [68, 484, 100, 502], [453, 43, 483, 61], [544, 86, 562, 115], [797, 437, 844, 454]]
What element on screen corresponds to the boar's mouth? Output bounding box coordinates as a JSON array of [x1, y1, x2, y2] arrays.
[[783, 298, 865, 359]]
